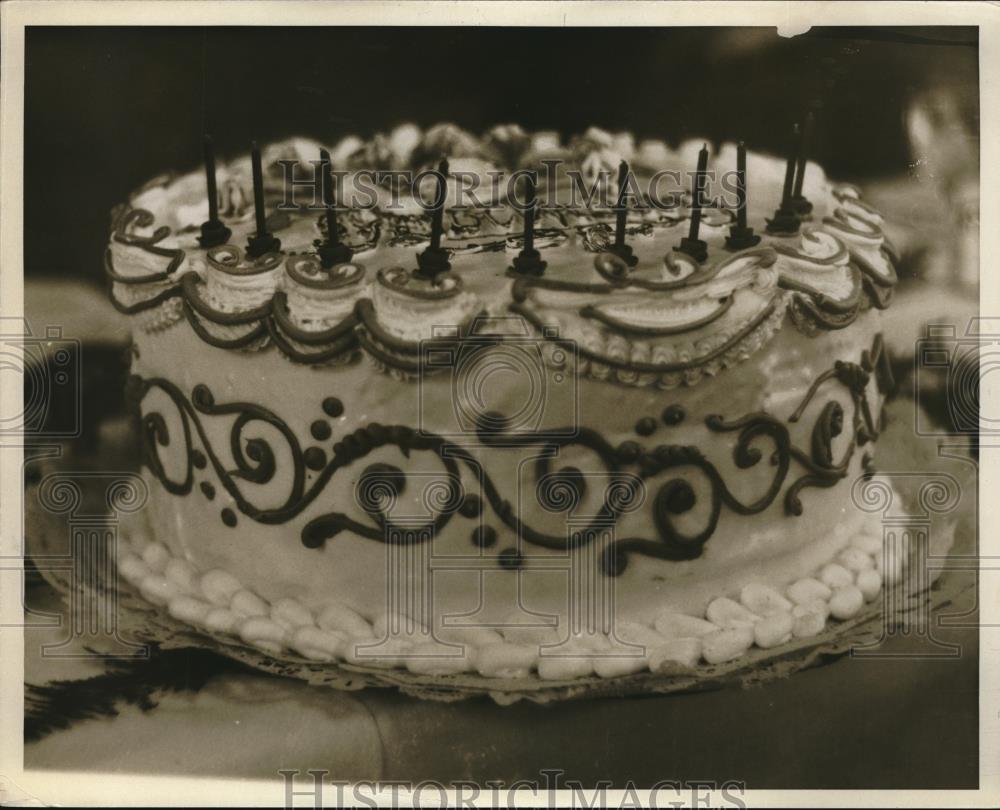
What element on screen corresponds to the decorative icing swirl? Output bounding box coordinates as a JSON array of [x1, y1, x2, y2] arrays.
[[773, 228, 856, 303], [286, 255, 366, 291], [511, 247, 783, 387], [821, 209, 896, 288]]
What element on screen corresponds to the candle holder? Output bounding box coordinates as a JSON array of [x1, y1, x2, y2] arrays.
[[198, 217, 231, 249], [765, 206, 801, 236], [511, 247, 547, 276], [789, 194, 814, 216], [415, 246, 452, 279], [247, 231, 282, 258], [725, 224, 761, 251], [605, 241, 638, 267], [674, 235, 708, 264], [318, 240, 353, 268]]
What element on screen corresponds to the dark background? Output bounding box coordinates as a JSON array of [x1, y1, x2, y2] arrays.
[[25, 26, 977, 283]]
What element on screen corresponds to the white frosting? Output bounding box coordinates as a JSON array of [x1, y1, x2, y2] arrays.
[[115, 499, 900, 680]]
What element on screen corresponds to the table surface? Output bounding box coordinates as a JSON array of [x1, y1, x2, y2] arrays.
[[22, 572, 978, 788]]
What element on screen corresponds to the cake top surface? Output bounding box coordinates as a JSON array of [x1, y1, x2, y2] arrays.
[[106, 123, 898, 386]]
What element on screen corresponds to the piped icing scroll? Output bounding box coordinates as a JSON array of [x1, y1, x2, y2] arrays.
[[106, 208, 187, 331], [511, 247, 784, 388], [773, 228, 864, 334], [821, 189, 897, 308]]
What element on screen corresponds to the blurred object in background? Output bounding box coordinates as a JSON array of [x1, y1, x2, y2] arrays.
[[906, 76, 979, 294]]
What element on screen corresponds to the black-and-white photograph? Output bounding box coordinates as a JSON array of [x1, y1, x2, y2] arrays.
[[0, 3, 994, 806]]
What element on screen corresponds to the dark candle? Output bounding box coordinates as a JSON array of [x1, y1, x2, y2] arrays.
[[792, 111, 812, 199], [779, 124, 798, 207], [725, 140, 761, 250], [319, 148, 339, 244], [198, 134, 231, 248], [687, 143, 709, 241], [415, 156, 452, 279], [204, 135, 219, 221], [604, 160, 637, 267], [614, 160, 629, 248], [511, 171, 546, 276], [675, 144, 710, 262], [251, 140, 267, 238], [790, 110, 814, 215], [429, 157, 449, 251], [245, 140, 281, 257], [736, 141, 748, 229], [523, 171, 537, 253], [316, 148, 352, 267], [766, 123, 803, 235]]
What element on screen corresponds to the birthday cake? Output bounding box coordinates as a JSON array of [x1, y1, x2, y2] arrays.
[[107, 122, 904, 682]]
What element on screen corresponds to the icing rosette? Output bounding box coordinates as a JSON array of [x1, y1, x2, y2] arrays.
[[482, 123, 532, 169], [409, 123, 481, 170], [263, 138, 325, 189], [345, 123, 422, 176], [510, 247, 785, 387], [105, 208, 186, 332], [327, 134, 365, 168], [633, 139, 672, 172], [569, 127, 636, 187], [216, 175, 252, 220], [695, 206, 736, 234]]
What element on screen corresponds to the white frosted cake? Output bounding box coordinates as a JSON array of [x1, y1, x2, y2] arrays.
[[106, 123, 904, 682]]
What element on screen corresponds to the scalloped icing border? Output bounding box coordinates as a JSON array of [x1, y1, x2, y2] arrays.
[[106, 179, 898, 386]]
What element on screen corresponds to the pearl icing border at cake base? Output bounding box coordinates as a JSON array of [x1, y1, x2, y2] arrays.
[[112, 518, 907, 682]]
